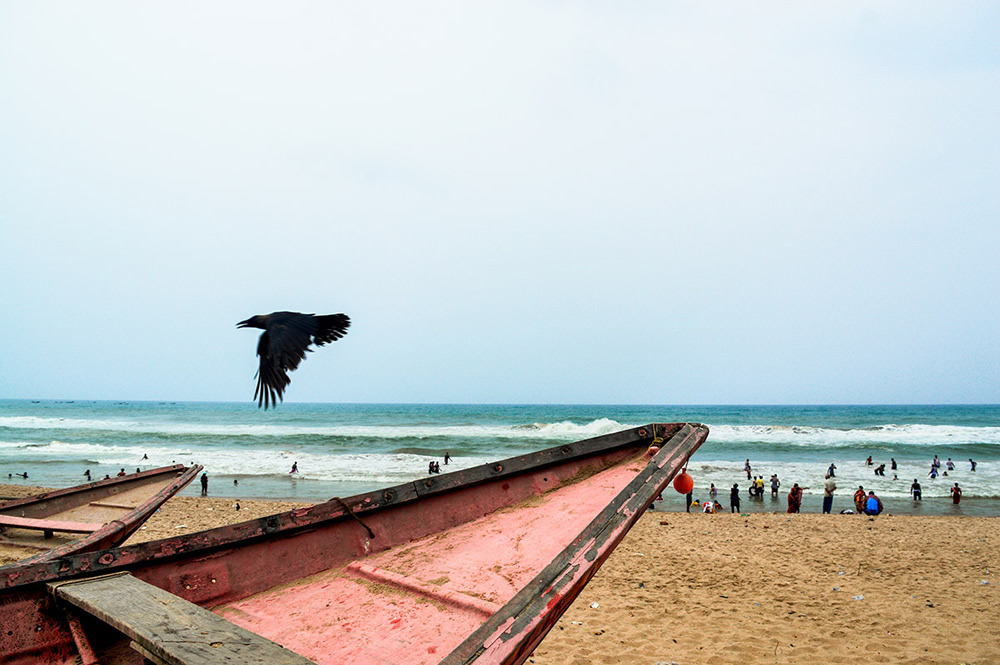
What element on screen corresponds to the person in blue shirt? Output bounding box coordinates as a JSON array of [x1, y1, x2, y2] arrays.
[[864, 491, 883, 516]]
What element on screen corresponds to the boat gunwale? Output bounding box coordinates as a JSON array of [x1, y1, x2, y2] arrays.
[[0, 464, 192, 514]]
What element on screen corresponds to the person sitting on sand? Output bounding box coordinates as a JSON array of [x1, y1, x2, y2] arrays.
[[864, 491, 883, 516], [787, 484, 803, 513], [854, 486, 866, 513], [950, 483, 962, 504]]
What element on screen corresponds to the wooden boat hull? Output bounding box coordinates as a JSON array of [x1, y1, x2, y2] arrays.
[[0, 423, 707, 665], [0, 465, 202, 565]]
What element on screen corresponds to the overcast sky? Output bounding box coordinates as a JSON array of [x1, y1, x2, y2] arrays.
[[1, 2, 997, 405]]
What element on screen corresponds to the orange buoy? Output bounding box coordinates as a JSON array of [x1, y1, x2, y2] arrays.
[[673, 471, 694, 495]]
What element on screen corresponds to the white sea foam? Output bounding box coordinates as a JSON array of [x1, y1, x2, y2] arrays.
[[706, 424, 1000, 447], [0, 415, 630, 441]]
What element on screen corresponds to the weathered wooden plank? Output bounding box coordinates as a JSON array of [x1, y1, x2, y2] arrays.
[[49, 573, 315, 665], [0, 515, 103, 533]]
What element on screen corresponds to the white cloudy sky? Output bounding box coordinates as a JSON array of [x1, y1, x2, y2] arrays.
[[1, 2, 997, 404]]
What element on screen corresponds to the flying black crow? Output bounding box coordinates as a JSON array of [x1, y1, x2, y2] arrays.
[[237, 311, 350, 409]]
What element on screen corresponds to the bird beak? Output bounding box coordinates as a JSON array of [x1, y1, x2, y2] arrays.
[[236, 318, 253, 328]]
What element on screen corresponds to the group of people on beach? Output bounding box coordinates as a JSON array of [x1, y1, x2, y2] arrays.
[[681, 452, 980, 516]]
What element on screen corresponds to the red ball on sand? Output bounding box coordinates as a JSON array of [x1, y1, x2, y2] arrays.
[[673, 471, 694, 494]]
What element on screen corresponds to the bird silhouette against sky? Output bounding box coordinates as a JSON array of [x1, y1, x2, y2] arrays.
[[237, 311, 350, 409]]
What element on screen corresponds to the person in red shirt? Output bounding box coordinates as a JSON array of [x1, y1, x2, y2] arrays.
[[787, 483, 803, 513], [950, 483, 962, 504]]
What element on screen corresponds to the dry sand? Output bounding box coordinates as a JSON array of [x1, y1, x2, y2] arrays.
[[2, 486, 997, 664]]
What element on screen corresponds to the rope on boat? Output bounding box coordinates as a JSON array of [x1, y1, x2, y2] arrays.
[[330, 497, 376, 539]]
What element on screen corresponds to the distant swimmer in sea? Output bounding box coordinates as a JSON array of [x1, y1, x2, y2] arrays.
[[84, 469, 92, 481], [828, 463, 837, 477], [444, 452, 451, 465], [911, 479, 921, 500], [970, 458, 977, 472], [866, 456, 873, 466], [290, 461, 298, 474], [238, 311, 351, 409], [117, 468, 126, 477], [142, 453, 148, 460]]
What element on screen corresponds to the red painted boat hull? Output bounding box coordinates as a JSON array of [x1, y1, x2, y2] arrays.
[[0, 423, 707, 665]]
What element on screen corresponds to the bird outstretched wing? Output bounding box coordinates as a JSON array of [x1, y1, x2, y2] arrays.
[[313, 314, 351, 346], [251, 312, 351, 409]]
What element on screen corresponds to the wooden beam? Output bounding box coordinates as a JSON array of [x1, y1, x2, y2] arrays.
[[0, 515, 102, 533], [49, 573, 316, 665]]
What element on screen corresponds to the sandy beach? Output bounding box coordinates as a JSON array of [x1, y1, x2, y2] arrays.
[[2, 486, 997, 664]]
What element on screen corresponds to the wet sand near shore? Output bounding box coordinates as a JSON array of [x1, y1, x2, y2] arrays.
[[2, 486, 998, 664]]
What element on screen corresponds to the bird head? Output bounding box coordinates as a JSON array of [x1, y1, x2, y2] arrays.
[[237, 315, 267, 329]]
